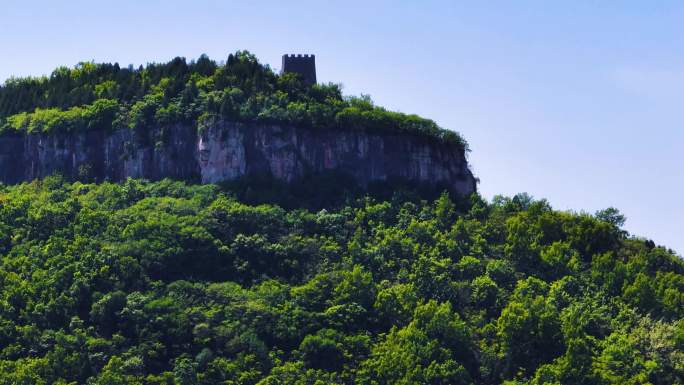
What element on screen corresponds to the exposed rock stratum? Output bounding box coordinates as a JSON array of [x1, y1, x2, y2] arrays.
[[0, 122, 476, 194]]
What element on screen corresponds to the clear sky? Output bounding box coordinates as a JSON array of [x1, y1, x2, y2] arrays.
[[2, 1, 682, 254]]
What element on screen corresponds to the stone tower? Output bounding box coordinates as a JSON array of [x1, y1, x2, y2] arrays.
[[281, 54, 316, 85]]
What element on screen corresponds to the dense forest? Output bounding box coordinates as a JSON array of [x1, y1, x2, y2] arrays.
[[0, 52, 682, 384], [0, 176, 682, 384], [0, 52, 466, 151]]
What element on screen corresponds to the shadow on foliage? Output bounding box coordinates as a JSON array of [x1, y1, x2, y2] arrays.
[[217, 170, 472, 211]]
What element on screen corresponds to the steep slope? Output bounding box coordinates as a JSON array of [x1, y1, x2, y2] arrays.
[[0, 121, 475, 195]]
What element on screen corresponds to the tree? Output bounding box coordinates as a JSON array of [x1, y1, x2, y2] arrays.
[[358, 301, 474, 385]]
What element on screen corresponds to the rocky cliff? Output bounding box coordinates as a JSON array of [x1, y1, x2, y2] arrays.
[[0, 122, 476, 195]]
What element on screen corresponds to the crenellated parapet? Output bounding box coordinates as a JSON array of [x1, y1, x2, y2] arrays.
[[281, 54, 316, 84]]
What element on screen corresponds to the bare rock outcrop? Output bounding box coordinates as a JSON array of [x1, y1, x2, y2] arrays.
[[0, 122, 476, 195]]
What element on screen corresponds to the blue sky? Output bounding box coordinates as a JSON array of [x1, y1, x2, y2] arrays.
[[2, 1, 682, 254]]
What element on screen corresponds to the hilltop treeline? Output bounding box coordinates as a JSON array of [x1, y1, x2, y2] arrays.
[[0, 177, 682, 384], [0, 52, 467, 151]]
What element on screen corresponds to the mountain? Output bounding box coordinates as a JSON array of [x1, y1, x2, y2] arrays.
[[0, 53, 682, 385], [0, 52, 474, 195]]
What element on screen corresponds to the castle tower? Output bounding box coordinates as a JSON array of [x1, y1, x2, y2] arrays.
[[281, 54, 316, 85]]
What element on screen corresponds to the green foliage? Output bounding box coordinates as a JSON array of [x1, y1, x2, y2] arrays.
[[0, 177, 681, 383], [358, 301, 474, 385], [1, 98, 119, 134], [0, 52, 468, 151]]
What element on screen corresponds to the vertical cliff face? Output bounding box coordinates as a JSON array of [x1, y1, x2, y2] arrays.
[[0, 122, 476, 195]]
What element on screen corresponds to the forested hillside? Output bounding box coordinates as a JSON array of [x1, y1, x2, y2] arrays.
[[0, 177, 682, 384]]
